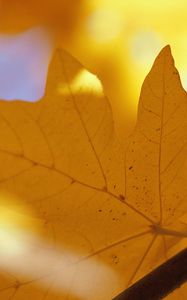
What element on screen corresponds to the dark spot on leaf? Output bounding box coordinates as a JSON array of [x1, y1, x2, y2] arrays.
[[119, 194, 125, 201]]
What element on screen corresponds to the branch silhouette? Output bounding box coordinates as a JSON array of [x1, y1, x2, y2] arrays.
[[113, 248, 187, 300]]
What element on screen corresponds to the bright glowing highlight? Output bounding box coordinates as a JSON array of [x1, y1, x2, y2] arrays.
[[0, 227, 27, 256], [130, 31, 163, 66], [87, 9, 125, 43], [72, 69, 103, 93], [0, 203, 117, 299], [58, 69, 103, 95]]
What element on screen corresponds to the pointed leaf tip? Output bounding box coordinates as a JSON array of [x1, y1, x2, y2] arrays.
[[162, 44, 171, 53], [158, 45, 172, 56], [156, 45, 173, 63], [147, 44, 176, 81]]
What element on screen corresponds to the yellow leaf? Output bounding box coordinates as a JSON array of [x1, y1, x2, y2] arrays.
[[0, 46, 186, 299]]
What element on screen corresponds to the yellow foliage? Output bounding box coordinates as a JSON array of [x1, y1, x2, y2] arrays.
[[0, 45, 186, 299]]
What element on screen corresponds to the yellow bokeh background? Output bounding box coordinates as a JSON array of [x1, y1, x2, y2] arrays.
[[62, 0, 187, 138], [1, 0, 187, 138]]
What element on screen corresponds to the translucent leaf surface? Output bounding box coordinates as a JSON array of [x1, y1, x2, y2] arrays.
[[0, 46, 186, 299]]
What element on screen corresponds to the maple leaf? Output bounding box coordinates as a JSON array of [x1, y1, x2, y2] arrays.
[[0, 45, 187, 300]]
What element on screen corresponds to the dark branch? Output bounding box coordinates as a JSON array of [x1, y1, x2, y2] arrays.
[[113, 248, 187, 300]]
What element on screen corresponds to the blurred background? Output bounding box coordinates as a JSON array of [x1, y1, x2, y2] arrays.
[[0, 0, 186, 136]]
